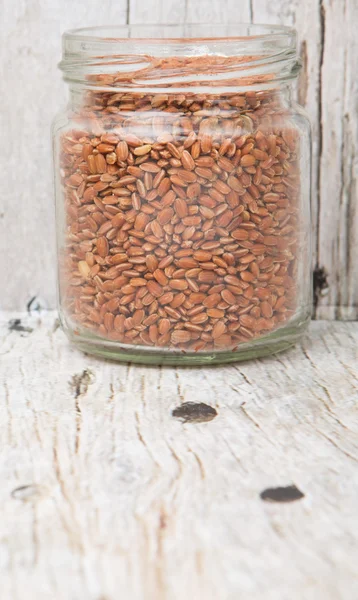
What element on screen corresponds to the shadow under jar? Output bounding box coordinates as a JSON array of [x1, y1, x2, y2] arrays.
[[53, 23, 312, 365]]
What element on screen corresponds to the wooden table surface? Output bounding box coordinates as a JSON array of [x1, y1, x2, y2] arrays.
[[1, 311, 357, 600]]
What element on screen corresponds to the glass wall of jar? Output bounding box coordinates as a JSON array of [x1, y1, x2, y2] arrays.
[[53, 24, 312, 365]]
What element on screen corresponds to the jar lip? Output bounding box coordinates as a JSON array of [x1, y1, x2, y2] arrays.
[[64, 23, 296, 44]]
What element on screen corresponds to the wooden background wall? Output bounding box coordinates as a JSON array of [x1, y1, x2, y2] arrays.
[[0, 0, 357, 319]]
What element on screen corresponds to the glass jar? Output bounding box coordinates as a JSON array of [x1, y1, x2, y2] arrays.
[[53, 24, 312, 365]]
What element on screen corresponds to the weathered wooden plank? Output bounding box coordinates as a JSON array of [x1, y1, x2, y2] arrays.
[[0, 0, 127, 311], [0, 311, 358, 599], [130, 0, 251, 24], [129, 0, 185, 24], [184, 0, 251, 22], [316, 0, 358, 320], [129, 0, 252, 35]]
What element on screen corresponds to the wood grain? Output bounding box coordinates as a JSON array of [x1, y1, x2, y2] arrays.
[[0, 0, 127, 311], [0, 0, 357, 318], [1, 310, 358, 599], [184, 0, 251, 22], [316, 0, 358, 320]]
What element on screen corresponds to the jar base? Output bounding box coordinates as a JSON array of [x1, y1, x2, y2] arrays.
[[61, 313, 311, 366]]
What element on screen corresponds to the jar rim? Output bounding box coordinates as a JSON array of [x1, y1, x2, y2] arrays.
[[63, 23, 296, 43]]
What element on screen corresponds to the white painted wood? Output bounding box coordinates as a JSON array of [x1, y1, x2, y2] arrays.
[[184, 0, 251, 23], [129, 0, 252, 35], [130, 0, 251, 25], [1, 310, 358, 599], [316, 0, 358, 320], [130, 0, 186, 24], [0, 0, 128, 311], [0, 0, 357, 319]]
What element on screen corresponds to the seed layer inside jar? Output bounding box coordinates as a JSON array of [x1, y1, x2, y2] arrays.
[[60, 88, 300, 352]]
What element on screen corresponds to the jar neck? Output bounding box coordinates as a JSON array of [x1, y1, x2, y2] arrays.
[[60, 24, 300, 96]]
